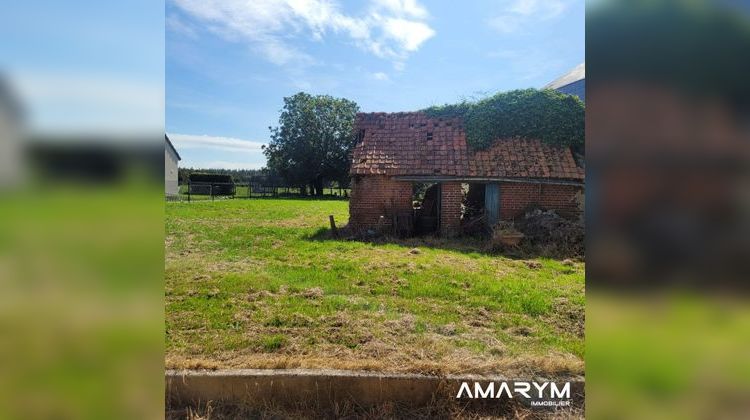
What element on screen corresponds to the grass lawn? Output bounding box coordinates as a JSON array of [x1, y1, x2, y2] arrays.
[[165, 199, 584, 377]]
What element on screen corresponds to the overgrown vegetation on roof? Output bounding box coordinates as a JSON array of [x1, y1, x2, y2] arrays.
[[422, 89, 584, 151]]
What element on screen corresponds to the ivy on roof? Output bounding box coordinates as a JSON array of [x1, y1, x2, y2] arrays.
[[422, 88, 584, 151]]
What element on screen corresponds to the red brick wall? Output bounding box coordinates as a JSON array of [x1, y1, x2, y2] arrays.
[[499, 182, 583, 220], [350, 178, 581, 233], [440, 182, 462, 237], [349, 176, 413, 232]]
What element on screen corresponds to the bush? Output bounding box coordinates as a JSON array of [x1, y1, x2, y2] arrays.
[[423, 89, 584, 151]]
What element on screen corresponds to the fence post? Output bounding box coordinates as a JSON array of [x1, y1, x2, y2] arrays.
[[329, 215, 338, 238], [188, 182, 191, 202], [211, 184, 214, 201]]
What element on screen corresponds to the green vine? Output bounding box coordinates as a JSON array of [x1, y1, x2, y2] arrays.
[[422, 88, 584, 151]]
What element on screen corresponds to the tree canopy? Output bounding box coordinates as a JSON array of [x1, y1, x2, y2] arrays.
[[263, 92, 359, 195], [422, 88, 585, 152]]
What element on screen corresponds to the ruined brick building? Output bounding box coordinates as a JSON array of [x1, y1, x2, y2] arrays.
[[348, 112, 584, 237]]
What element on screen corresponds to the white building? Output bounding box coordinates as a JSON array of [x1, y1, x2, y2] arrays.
[[0, 78, 24, 189], [165, 134, 181, 196], [545, 62, 585, 103]]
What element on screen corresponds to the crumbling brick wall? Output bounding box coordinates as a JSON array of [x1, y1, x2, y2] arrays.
[[349, 175, 412, 232], [499, 182, 583, 220], [439, 182, 462, 237]]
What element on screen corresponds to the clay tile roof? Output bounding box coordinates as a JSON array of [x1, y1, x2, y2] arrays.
[[468, 138, 583, 180], [350, 112, 583, 181]]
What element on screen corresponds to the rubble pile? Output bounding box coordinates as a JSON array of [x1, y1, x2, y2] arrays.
[[516, 208, 584, 257]]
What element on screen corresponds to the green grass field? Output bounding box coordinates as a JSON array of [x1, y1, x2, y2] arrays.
[[165, 199, 584, 377]]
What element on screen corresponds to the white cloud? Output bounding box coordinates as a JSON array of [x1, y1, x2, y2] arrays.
[[168, 133, 266, 153], [256, 35, 315, 67], [509, 0, 565, 16], [488, 0, 569, 34], [381, 18, 434, 52], [200, 160, 266, 170], [371, 71, 390, 81], [372, 0, 428, 19], [10, 70, 163, 134], [170, 0, 435, 67]]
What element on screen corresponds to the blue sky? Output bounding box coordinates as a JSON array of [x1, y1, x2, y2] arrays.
[[166, 0, 584, 170], [1, 1, 163, 136]]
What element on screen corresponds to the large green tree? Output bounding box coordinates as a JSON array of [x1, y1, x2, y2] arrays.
[[263, 92, 359, 195]]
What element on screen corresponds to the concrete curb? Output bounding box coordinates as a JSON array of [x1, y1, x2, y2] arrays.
[[166, 369, 584, 412]]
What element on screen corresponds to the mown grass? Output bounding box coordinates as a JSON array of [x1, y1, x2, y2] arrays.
[[165, 199, 585, 376]]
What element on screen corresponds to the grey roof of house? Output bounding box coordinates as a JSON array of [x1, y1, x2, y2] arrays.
[[0, 77, 24, 121], [165, 134, 181, 160], [545, 62, 585, 90]]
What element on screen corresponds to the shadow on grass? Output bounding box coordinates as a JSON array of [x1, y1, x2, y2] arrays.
[[304, 226, 582, 261]]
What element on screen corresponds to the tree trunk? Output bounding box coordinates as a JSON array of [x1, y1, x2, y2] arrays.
[[313, 179, 324, 196]]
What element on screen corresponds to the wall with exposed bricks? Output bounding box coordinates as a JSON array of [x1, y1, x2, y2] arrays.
[[499, 182, 582, 220], [350, 176, 583, 234], [349, 175, 412, 232], [439, 182, 462, 237]]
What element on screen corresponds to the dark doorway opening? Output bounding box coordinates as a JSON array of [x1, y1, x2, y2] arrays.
[[462, 183, 489, 235], [412, 182, 440, 235], [463, 183, 485, 218]]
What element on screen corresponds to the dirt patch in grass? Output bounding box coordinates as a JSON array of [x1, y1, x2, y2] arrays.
[[300, 287, 324, 299], [547, 298, 585, 339]]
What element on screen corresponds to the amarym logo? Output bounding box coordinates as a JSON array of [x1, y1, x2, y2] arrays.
[[455, 381, 571, 400]]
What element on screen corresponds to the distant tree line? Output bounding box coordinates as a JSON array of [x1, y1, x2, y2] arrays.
[[178, 167, 270, 184], [178, 166, 350, 192]]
